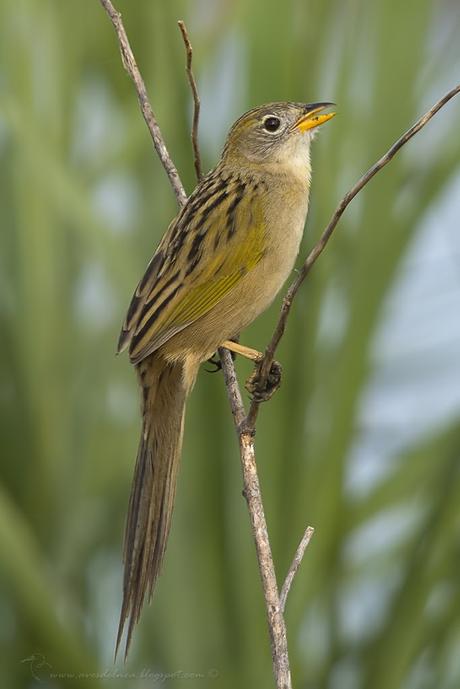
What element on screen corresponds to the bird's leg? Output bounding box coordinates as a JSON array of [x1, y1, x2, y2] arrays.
[[221, 339, 263, 362]]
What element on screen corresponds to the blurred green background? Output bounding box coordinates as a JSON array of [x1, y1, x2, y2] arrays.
[[1, 0, 460, 687]]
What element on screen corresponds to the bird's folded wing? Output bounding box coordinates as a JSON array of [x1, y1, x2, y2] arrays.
[[118, 183, 266, 364]]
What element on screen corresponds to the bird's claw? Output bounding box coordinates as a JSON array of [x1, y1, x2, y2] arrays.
[[205, 354, 222, 373], [245, 360, 282, 402], [205, 349, 237, 373]]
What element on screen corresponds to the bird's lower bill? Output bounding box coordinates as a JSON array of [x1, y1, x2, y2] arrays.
[[295, 107, 336, 132]]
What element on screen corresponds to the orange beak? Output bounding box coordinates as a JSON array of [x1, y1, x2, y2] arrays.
[[295, 103, 336, 132]]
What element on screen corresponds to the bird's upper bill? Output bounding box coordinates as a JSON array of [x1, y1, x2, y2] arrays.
[[294, 103, 336, 132]]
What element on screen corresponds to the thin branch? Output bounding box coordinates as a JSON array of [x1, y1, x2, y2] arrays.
[[247, 82, 460, 427], [178, 20, 202, 181], [219, 349, 292, 689], [217, 348, 246, 427], [98, 0, 187, 207], [280, 527, 315, 613]]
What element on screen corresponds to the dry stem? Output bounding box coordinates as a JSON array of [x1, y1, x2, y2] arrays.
[[280, 527, 315, 614], [178, 20, 202, 181], [219, 348, 291, 688]]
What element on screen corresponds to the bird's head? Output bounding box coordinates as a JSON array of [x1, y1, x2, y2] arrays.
[[221, 101, 335, 174]]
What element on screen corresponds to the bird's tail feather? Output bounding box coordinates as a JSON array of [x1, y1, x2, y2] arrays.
[[115, 354, 193, 659]]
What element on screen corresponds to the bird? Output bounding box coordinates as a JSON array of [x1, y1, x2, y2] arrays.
[[115, 101, 335, 656]]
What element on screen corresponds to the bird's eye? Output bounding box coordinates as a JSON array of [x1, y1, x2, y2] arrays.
[[263, 116, 281, 133]]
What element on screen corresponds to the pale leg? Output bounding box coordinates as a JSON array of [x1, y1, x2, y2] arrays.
[[221, 340, 263, 362]]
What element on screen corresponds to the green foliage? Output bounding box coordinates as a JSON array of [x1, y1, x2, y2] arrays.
[[1, 0, 460, 687]]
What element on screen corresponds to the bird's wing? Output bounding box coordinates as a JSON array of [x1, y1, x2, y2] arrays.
[[117, 173, 266, 364]]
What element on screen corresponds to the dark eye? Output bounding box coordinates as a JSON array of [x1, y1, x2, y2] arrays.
[[263, 116, 281, 133]]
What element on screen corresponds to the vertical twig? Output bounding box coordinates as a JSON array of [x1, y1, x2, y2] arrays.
[[219, 349, 292, 689], [178, 20, 202, 181]]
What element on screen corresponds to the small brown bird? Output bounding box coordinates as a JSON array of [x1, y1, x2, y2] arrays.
[[116, 101, 335, 656]]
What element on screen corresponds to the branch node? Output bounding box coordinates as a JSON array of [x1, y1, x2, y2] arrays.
[[238, 419, 256, 438]]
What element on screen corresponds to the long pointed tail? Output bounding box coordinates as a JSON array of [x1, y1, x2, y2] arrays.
[[116, 354, 194, 658]]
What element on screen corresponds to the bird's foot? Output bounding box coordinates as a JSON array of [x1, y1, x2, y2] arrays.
[[245, 359, 282, 402], [205, 354, 222, 373]]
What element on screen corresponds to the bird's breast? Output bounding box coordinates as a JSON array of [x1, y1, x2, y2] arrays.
[[230, 182, 310, 328], [260, 181, 310, 283]]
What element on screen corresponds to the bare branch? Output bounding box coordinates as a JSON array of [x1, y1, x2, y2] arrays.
[[178, 20, 202, 181], [247, 82, 460, 426], [217, 348, 246, 427], [219, 348, 292, 689], [98, 0, 187, 207], [280, 526, 315, 614]]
